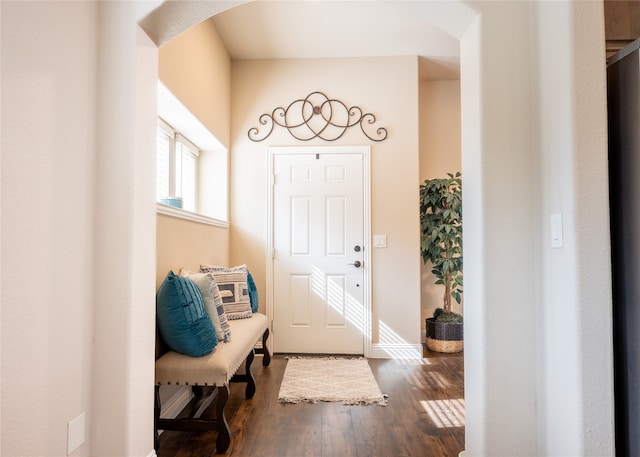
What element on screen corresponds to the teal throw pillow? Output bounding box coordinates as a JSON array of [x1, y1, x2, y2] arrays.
[[247, 270, 259, 313], [156, 271, 217, 356]]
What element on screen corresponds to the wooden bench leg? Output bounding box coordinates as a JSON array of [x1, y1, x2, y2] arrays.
[[214, 385, 231, 454], [254, 328, 271, 367], [192, 385, 204, 398], [154, 386, 161, 451], [261, 328, 271, 367], [245, 350, 256, 399], [230, 350, 256, 399]]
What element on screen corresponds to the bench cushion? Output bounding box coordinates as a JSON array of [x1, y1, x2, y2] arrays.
[[155, 313, 268, 387]]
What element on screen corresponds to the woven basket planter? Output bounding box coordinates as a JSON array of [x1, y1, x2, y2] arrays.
[[425, 318, 464, 353]]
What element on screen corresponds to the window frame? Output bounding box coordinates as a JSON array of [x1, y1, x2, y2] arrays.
[[156, 81, 229, 226]]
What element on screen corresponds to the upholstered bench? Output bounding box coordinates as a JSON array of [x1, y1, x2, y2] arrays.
[[154, 312, 271, 453]]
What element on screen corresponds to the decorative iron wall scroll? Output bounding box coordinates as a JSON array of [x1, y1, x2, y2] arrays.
[[247, 91, 388, 142]]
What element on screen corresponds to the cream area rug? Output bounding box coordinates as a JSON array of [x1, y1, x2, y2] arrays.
[[278, 357, 388, 406]]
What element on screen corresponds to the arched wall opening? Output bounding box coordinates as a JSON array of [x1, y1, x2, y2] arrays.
[[133, 2, 497, 453], [131, 2, 490, 452]]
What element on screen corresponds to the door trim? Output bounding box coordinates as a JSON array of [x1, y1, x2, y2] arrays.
[[266, 146, 371, 357]]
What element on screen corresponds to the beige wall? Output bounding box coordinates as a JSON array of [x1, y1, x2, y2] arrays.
[[418, 80, 462, 328], [156, 28, 456, 350], [230, 57, 422, 352], [157, 17, 232, 288], [156, 215, 230, 287], [419, 80, 462, 180], [158, 17, 231, 147]]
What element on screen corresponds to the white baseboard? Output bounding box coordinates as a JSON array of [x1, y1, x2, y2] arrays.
[[156, 386, 193, 438], [161, 386, 193, 419], [370, 343, 423, 359], [146, 450, 158, 457]]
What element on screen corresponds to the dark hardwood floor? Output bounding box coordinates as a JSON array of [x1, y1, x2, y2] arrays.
[[157, 350, 464, 457]]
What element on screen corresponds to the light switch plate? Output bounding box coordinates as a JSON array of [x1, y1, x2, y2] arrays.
[[373, 235, 387, 248], [550, 213, 563, 248]]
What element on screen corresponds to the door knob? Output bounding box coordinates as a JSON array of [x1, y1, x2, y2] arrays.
[[348, 260, 362, 268]]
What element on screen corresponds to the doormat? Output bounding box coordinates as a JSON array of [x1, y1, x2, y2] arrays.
[[278, 357, 388, 406]]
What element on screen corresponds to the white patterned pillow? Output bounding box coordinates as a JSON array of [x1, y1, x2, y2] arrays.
[[200, 264, 253, 320], [180, 268, 231, 342]]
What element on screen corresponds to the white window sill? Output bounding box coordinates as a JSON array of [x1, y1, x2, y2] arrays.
[[156, 203, 229, 228]]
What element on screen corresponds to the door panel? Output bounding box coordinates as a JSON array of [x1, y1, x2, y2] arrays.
[[272, 151, 365, 354], [326, 197, 346, 255], [290, 197, 311, 256], [325, 274, 347, 327], [289, 274, 311, 326]]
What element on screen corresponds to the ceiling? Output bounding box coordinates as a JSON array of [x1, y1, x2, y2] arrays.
[[210, 1, 461, 80]]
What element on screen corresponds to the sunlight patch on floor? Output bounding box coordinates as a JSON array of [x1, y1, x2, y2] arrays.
[[379, 321, 423, 359], [395, 358, 431, 366], [423, 371, 451, 389], [421, 398, 465, 428]]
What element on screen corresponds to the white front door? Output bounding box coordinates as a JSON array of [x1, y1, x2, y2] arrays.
[[269, 147, 369, 354]]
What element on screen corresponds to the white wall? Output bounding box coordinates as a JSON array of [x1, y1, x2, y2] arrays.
[[460, 1, 614, 455], [534, 1, 614, 455], [1, 2, 98, 455], [91, 2, 160, 455], [460, 2, 538, 454], [229, 57, 422, 355], [2, 2, 161, 455]]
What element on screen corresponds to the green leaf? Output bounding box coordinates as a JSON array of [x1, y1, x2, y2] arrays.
[[420, 172, 463, 287]]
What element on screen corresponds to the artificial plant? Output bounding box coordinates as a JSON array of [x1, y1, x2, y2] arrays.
[[420, 172, 463, 322]]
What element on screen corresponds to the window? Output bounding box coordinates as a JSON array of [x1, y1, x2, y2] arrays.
[[156, 122, 171, 202], [156, 80, 229, 225], [156, 119, 199, 213]]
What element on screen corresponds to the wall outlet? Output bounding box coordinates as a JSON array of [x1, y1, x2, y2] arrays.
[[67, 412, 86, 455]]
